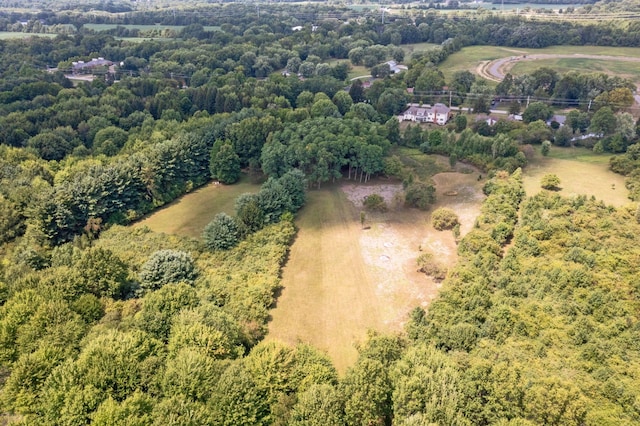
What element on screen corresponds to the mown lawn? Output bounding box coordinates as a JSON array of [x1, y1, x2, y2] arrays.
[[439, 45, 640, 80], [84, 24, 221, 32], [0, 32, 56, 39], [132, 176, 261, 238], [511, 57, 640, 81], [523, 147, 630, 206], [267, 187, 381, 373]]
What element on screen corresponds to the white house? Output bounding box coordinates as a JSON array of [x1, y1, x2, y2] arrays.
[[386, 60, 408, 74], [402, 103, 450, 125]]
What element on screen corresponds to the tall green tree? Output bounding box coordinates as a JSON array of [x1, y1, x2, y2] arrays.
[[211, 142, 241, 184], [203, 213, 241, 251]]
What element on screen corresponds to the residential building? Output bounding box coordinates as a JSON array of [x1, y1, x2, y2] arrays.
[[401, 103, 451, 125]]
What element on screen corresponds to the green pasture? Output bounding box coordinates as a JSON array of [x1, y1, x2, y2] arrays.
[[83, 23, 221, 32], [326, 58, 370, 80], [132, 176, 260, 238], [394, 146, 447, 180], [536, 145, 612, 164], [439, 45, 640, 80], [511, 57, 640, 81], [523, 147, 630, 206], [348, 64, 370, 79], [115, 37, 173, 43], [439, 45, 523, 76], [267, 187, 379, 373], [0, 32, 56, 39], [402, 42, 438, 55]]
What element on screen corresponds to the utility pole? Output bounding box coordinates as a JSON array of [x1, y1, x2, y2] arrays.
[[526, 95, 530, 108], [588, 99, 592, 112], [449, 90, 452, 108]]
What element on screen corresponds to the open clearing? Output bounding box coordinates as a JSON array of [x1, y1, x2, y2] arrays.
[[440, 45, 640, 83], [480, 53, 640, 83], [129, 147, 629, 372], [522, 147, 630, 207], [0, 32, 56, 39], [132, 177, 260, 238], [267, 171, 485, 373], [510, 57, 640, 82], [402, 42, 438, 55], [83, 24, 221, 32]]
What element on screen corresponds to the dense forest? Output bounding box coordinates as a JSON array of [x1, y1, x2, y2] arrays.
[[1, 3, 640, 424]]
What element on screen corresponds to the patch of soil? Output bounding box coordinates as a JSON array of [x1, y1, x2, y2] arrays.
[[340, 173, 485, 329], [341, 183, 404, 210], [432, 172, 486, 235]]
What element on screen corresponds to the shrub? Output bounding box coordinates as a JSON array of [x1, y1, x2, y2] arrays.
[[405, 182, 436, 210], [416, 253, 447, 281], [541, 174, 561, 191], [431, 208, 459, 231], [203, 213, 241, 252], [139, 250, 198, 292], [363, 194, 387, 212], [541, 140, 551, 156]]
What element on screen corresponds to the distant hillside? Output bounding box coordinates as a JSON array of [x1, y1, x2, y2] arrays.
[[588, 0, 640, 12], [490, 0, 596, 4]]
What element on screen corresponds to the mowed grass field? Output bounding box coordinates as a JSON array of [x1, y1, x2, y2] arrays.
[[522, 147, 630, 207], [402, 42, 438, 55], [132, 177, 260, 238], [267, 188, 384, 373], [0, 32, 56, 39], [268, 153, 486, 372], [439, 45, 640, 81], [511, 57, 640, 82]]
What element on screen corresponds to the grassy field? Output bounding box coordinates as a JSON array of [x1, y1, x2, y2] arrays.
[[267, 188, 384, 372], [511, 57, 640, 81], [84, 24, 220, 32], [115, 37, 173, 43], [326, 59, 370, 80], [0, 32, 56, 39], [439, 45, 640, 81], [402, 42, 438, 55], [132, 176, 260, 238], [522, 147, 630, 206], [268, 154, 485, 373], [266, 184, 451, 373]]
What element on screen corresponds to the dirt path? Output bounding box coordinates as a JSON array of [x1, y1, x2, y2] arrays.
[[478, 54, 640, 82]]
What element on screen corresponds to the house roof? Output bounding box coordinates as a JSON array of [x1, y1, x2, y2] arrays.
[[72, 58, 112, 70], [432, 103, 450, 114], [403, 104, 451, 117]]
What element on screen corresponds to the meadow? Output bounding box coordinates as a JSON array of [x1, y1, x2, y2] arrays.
[[402, 42, 438, 55], [522, 146, 630, 207], [510, 56, 640, 82], [130, 148, 630, 370], [267, 169, 485, 372], [132, 176, 260, 238], [439, 45, 640, 81], [0, 31, 56, 39], [83, 23, 221, 32]]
